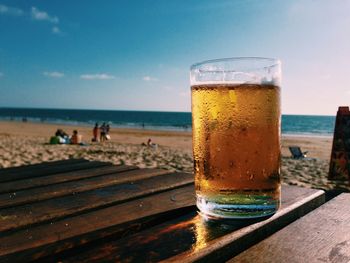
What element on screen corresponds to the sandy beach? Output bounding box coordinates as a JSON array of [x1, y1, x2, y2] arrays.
[[0, 121, 348, 191]]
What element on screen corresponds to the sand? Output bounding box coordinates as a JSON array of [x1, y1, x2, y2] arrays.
[[0, 121, 348, 191]]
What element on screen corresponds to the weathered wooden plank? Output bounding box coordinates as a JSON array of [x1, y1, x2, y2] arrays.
[[0, 185, 195, 262], [0, 159, 88, 176], [0, 171, 193, 233], [60, 186, 325, 262], [229, 193, 350, 263], [0, 160, 110, 183], [0, 168, 167, 209], [0, 165, 138, 194]]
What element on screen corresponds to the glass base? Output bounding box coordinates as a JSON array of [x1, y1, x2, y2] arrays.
[[196, 192, 280, 219]]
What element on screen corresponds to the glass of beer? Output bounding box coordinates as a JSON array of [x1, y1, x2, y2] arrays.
[[190, 57, 281, 219]]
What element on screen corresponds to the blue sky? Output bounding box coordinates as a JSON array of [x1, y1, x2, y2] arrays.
[[0, 0, 350, 115]]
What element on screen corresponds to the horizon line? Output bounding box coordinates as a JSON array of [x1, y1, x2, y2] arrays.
[[0, 106, 337, 117]]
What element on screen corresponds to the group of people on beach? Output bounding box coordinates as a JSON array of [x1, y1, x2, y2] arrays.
[[50, 122, 111, 145], [50, 129, 84, 145], [50, 123, 160, 149], [92, 122, 111, 142]]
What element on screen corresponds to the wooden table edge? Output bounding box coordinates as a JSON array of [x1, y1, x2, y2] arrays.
[[164, 189, 325, 263]]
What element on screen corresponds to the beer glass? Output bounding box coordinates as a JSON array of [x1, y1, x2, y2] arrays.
[[190, 57, 281, 219]]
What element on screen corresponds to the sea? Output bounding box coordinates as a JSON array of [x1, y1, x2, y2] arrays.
[[0, 108, 335, 137]]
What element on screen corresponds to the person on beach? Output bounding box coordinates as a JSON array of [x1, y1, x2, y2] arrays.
[[92, 123, 99, 142], [145, 138, 158, 149], [100, 123, 107, 142], [55, 129, 68, 138], [50, 129, 69, 144], [105, 124, 111, 140], [70, 130, 82, 145]]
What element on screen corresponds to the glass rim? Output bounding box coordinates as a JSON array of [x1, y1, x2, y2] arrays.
[[190, 57, 281, 71]]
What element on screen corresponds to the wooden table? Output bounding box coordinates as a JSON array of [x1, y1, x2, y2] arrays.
[[0, 159, 346, 262]]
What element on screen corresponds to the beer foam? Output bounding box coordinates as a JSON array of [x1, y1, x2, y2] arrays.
[[190, 57, 281, 86], [190, 70, 281, 86]]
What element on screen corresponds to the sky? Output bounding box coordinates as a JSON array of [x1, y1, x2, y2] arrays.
[[0, 0, 350, 115]]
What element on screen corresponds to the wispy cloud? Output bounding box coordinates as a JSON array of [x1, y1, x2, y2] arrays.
[[1, 5, 62, 34], [0, 4, 24, 16], [0, 72, 3, 78], [80, 73, 115, 80], [143, 76, 158, 82], [31, 7, 59, 23], [43, 71, 64, 78], [52, 26, 61, 34]]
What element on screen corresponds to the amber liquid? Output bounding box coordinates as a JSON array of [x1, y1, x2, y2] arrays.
[[192, 83, 281, 218]]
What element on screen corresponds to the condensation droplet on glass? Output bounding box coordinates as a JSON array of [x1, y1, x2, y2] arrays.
[[246, 171, 254, 180]]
